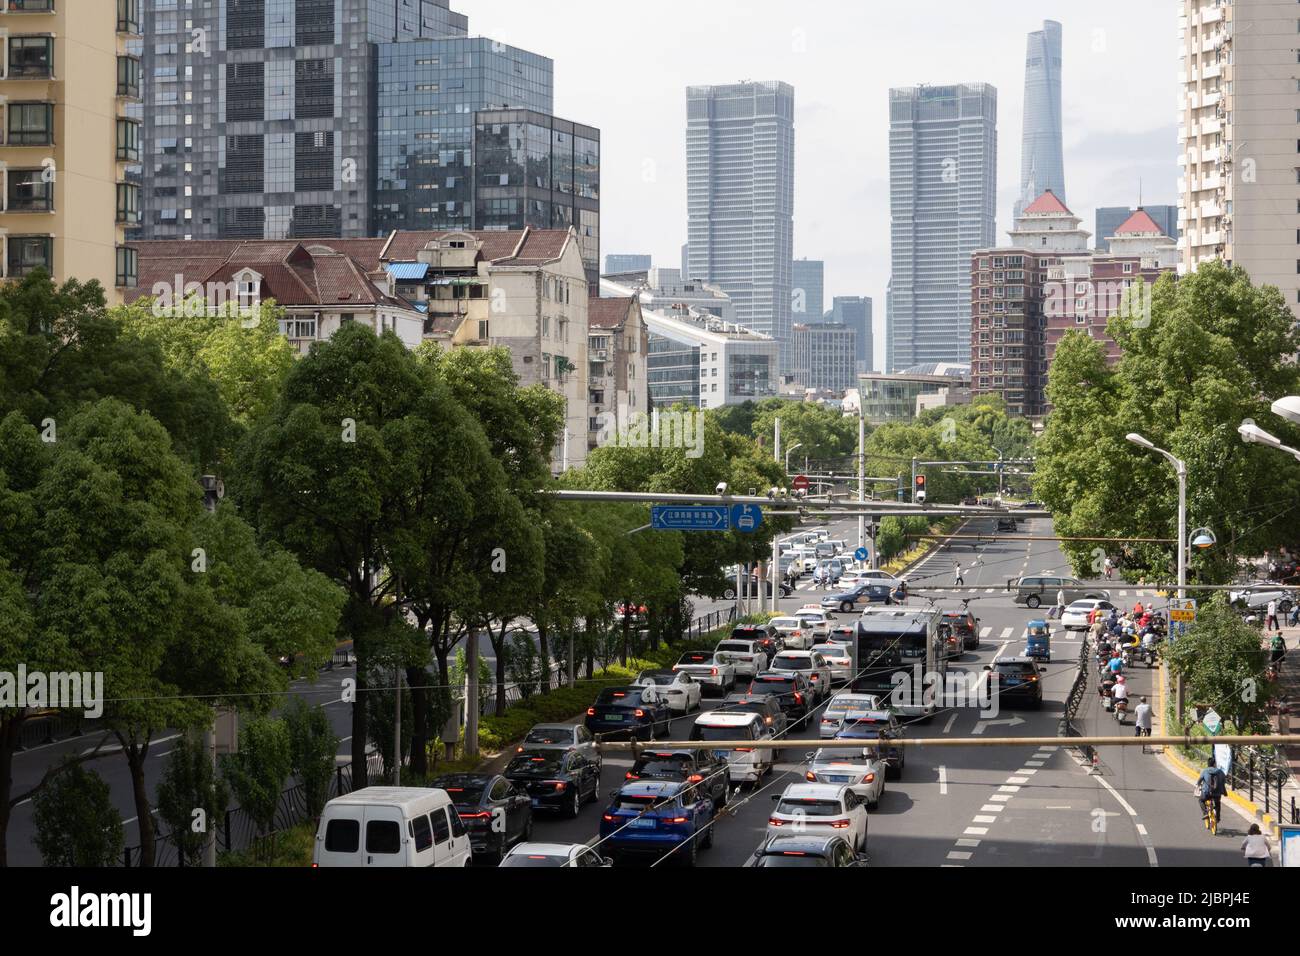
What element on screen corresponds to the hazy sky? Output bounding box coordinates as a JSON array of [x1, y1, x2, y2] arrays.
[[468, 0, 1180, 370]]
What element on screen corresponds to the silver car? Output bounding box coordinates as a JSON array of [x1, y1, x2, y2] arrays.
[[810, 643, 853, 683], [803, 747, 887, 810], [515, 724, 601, 772], [819, 693, 884, 739]]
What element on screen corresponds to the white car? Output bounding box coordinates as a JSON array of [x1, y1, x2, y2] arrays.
[[634, 670, 703, 715], [804, 748, 888, 810], [1229, 583, 1296, 614], [515, 723, 602, 770], [794, 550, 820, 574], [794, 607, 835, 642], [770, 616, 815, 650], [690, 711, 774, 784], [1060, 598, 1116, 631], [768, 650, 834, 702], [810, 643, 853, 683], [819, 693, 885, 738], [672, 651, 736, 697], [713, 638, 769, 679], [767, 783, 869, 852], [499, 842, 612, 868]]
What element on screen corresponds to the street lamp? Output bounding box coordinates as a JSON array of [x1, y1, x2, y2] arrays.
[[1271, 396, 1300, 426], [785, 443, 804, 474], [1240, 418, 1300, 463], [1127, 433, 1187, 600]]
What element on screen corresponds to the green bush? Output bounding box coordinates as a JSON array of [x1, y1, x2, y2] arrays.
[[218, 821, 315, 868], [32, 763, 124, 867]]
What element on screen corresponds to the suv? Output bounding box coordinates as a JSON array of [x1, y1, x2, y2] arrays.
[[746, 834, 866, 868], [984, 656, 1043, 709], [714, 638, 769, 679], [1010, 574, 1110, 609], [625, 749, 731, 808], [941, 608, 980, 651], [746, 672, 813, 721], [996, 517, 1018, 532], [718, 693, 788, 738], [730, 623, 783, 660]]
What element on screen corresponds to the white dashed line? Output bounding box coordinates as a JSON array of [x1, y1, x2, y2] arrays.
[[964, 826, 989, 836], [997, 785, 1021, 794], [973, 815, 998, 824], [947, 851, 972, 861], [980, 804, 1005, 813], [980, 626, 992, 638], [939, 764, 948, 794], [1025, 761, 1045, 767], [955, 839, 981, 848], [990, 793, 1013, 802]]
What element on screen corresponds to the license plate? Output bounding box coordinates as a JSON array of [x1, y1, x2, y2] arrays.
[[826, 775, 851, 783], [530, 798, 541, 807], [604, 714, 625, 721], [629, 818, 656, 829]]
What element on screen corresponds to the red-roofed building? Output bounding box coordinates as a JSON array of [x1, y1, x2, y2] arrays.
[[586, 296, 649, 452]]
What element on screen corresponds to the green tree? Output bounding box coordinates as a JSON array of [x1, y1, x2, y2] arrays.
[[283, 697, 340, 819], [751, 400, 860, 468], [31, 763, 124, 867], [156, 734, 231, 867], [1164, 597, 1272, 732], [222, 716, 292, 849]]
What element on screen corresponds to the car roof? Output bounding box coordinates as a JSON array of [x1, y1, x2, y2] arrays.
[[829, 693, 877, 704], [779, 783, 846, 801], [527, 723, 575, 733], [1026, 620, 1048, 627], [774, 650, 813, 657], [507, 842, 584, 857], [845, 710, 892, 721], [760, 834, 842, 855], [994, 655, 1035, 664], [695, 711, 762, 727], [619, 780, 685, 797]]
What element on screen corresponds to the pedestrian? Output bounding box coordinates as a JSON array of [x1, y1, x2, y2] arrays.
[[1242, 824, 1271, 866], [1270, 631, 1287, 672], [1049, 587, 1066, 620], [1266, 599, 1279, 632], [1133, 696, 1152, 737], [953, 561, 964, 587], [1104, 556, 1114, 580], [1290, 603, 1300, 628]]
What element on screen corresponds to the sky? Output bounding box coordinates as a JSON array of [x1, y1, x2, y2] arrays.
[[467, 0, 1181, 372]]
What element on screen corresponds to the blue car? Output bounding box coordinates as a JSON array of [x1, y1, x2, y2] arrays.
[[821, 583, 893, 613], [1023, 620, 1051, 662], [598, 781, 715, 865]]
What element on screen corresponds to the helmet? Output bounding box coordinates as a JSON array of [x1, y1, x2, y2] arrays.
[[1117, 675, 1126, 683]]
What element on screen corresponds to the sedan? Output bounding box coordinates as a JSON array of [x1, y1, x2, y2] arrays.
[[599, 781, 715, 865], [793, 607, 835, 642], [821, 583, 893, 613], [515, 723, 601, 771], [585, 686, 672, 740], [804, 747, 887, 809], [835, 711, 906, 779], [1229, 583, 1296, 614], [767, 783, 869, 853], [626, 748, 731, 808], [810, 643, 853, 683], [431, 773, 533, 865], [1060, 598, 1116, 631], [818, 693, 884, 739], [770, 616, 814, 650], [503, 749, 602, 818], [745, 834, 866, 868], [672, 650, 737, 697], [768, 650, 834, 702], [634, 669, 702, 716], [745, 672, 813, 721], [499, 842, 612, 868]]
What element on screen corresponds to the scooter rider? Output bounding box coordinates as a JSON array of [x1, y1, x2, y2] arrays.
[[1112, 675, 1130, 720], [1141, 629, 1158, 665]]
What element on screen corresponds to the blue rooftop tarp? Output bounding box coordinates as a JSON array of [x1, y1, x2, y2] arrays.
[[386, 262, 429, 281]]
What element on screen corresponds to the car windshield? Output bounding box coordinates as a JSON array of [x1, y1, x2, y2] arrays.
[[632, 754, 692, 776], [692, 725, 751, 742], [615, 794, 666, 811], [843, 718, 887, 734], [749, 678, 795, 695], [772, 655, 811, 669], [775, 798, 842, 816], [1067, 603, 1094, 612], [524, 728, 573, 744], [995, 662, 1037, 675], [506, 753, 565, 775], [677, 653, 714, 665], [716, 643, 753, 653], [596, 688, 644, 706], [771, 618, 801, 629], [758, 854, 832, 868], [720, 702, 768, 720], [639, 673, 674, 685], [500, 853, 570, 867], [814, 749, 873, 766], [811, 646, 845, 658]]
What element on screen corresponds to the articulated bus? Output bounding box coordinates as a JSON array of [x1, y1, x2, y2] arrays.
[[851, 608, 945, 720]]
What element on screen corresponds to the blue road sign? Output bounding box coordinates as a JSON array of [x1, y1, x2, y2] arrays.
[[730, 504, 763, 533], [651, 506, 729, 532], [854, 547, 870, 563]]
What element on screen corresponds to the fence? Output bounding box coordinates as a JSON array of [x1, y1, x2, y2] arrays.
[[15, 711, 101, 751]]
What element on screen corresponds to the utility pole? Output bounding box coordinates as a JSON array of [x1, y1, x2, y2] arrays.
[[393, 668, 402, 786], [200, 476, 221, 867], [857, 405, 866, 552], [465, 625, 479, 758]]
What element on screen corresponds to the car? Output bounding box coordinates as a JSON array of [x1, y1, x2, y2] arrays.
[[996, 517, 1018, 532], [499, 842, 612, 867], [713, 638, 769, 679], [313, 788, 471, 868], [815, 541, 837, 560], [689, 711, 774, 784], [745, 834, 867, 868], [1020, 500, 1041, 509], [730, 623, 784, 659], [835, 710, 906, 778], [624, 748, 731, 808], [793, 607, 836, 642], [599, 781, 715, 865], [938, 622, 963, 660], [849, 569, 903, 587], [585, 686, 673, 739], [634, 669, 703, 715], [671, 650, 736, 696], [810, 642, 853, 683], [718, 693, 788, 738], [768, 649, 834, 701], [514, 723, 602, 772], [767, 783, 869, 853], [821, 582, 894, 613], [1060, 598, 1116, 631], [770, 615, 815, 650], [1010, 574, 1110, 608], [941, 608, 980, 651], [502, 749, 601, 818], [746, 672, 813, 721], [1228, 583, 1296, 614], [984, 656, 1043, 709], [812, 558, 846, 587], [819, 693, 885, 738], [824, 622, 857, 647], [1023, 619, 1052, 662], [804, 747, 888, 809], [431, 773, 533, 864], [724, 576, 795, 600]]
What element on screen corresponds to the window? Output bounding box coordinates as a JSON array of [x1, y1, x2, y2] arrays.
[[116, 182, 140, 224], [237, 278, 259, 310], [541, 353, 551, 380], [117, 56, 141, 98], [118, 0, 140, 33], [117, 118, 141, 162], [8, 37, 54, 79], [411, 815, 433, 853], [7, 235, 52, 277], [8, 0, 56, 11], [432, 808, 451, 844], [477, 319, 490, 340], [115, 246, 138, 289], [6, 169, 53, 212], [364, 820, 401, 855], [323, 819, 359, 853], [7, 102, 54, 145]]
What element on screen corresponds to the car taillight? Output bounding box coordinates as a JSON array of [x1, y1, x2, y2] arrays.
[[768, 817, 785, 826], [805, 771, 816, 781], [634, 709, 645, 718], [687, 774, 703, 783], [830, 818, 852, 829], [794, 693, 804, 703], [587, 707, 595, 716], [669, 816, 689, 824], [459, 812, 493, 820], [602, 814, 615, 821], [864, 773, 876, 784], [516, 746, 524, 753], [735, 748, 753, 753], [711, 667, 718, 676], [625, 772, 638, 780], [548, 781, 567, 792]]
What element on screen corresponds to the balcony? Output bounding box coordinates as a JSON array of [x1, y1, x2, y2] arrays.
[[4, 0, 55, 12], [5, 172, 53, 213], [5, 37, 54, 80], [116, 55, 141, 99], [116, 0, 140, 35]]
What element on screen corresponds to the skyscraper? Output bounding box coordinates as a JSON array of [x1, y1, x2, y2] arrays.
[[605, 254, 652, 275], [826, 296, 873, 374], [686, 81, 796, 371], [792, 258, 825, 322], [1095, 206, 1178, 251], [1014, 21, 1064, 220], [887, 83, 997, 371]]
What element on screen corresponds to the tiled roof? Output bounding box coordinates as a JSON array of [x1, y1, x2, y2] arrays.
[[1114, 208, 1165, 236], [588, 295, 635, 330], [1022, 189, 1073, 215]]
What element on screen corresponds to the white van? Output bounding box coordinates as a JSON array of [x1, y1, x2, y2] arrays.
[[313, 787, 472, 868], [689, 711, 773, 784]]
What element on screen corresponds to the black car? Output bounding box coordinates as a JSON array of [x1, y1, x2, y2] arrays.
[[585, 686, 672, 740], [503, 749, 601, 818], [745, 672, 812, 721], [941, 609, 980, 651], [731, 623, 783, 659], [432, 773, 532, 864], [625, 749, 730, 808], [746, 834, 866, 868], [717, 693, 789, 738], [985, 656, 1043, 709], [997, 517, 1018, 532]]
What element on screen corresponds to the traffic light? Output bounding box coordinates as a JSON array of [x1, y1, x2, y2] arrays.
[[914, 474, 927, 504]]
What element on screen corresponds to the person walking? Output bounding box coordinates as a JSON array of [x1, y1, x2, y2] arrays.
[[1103, 556, 1114, 580], [1241, 825, 1271, 866], [1048, 587, 1066, 620], [1133, 696, 1152, 738], [1266, 599, 1279, 632], [1270, 631, 1287, 673], [953, 561, 964, 587]]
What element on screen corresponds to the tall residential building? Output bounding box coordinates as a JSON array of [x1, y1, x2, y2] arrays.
[[1095, 205, 1178, 251], [826, 296, 874, 374], [1179, 0, 1299, 315], [680, 242, 690, 278], [887, 83, 998, 371], [791, 323, 856, 393], [472, 110, 600, 286], [792, 258, 824, 321], [140, 0, 472, 241], [605, 254, 652, 275], [686, 81, 796, 371], [1014, 21, 1065, 220], [0, 0, 141, 298]]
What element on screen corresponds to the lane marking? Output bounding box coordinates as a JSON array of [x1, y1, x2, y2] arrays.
[[955, 838, 981, 848], [964, 826, 989, 836], [1025, 761, 1045, 767], [942, 713, 958, 734], [980, 626, 992, 638], [1093, 771, 1160, 867], [999, 627, 1013, 641], [947, 851, 973, 861], [990, 793, 1013, 802], [939, 764, 948, 795], [997, 785, 1021, 794], [972, 815, 998, 824], [1017, 768, 1039, 776], [980, 804, 1005, 812]]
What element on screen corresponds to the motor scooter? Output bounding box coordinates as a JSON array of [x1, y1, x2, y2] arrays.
[[1114, 695, 1128, 724], [1099, 677, 1115, 712]]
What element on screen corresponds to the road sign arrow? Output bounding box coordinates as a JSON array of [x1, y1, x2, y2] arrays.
[[971, 716, 1026, 735]]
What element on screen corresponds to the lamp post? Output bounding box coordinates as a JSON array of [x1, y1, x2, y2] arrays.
[[785, 442, 804, 474], [1127, 433, 1187, 600]]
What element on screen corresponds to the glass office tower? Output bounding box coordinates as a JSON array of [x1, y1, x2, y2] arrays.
[[1014, 20, 1065, 220]]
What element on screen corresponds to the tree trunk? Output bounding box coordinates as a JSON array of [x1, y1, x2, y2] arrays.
[[0, 714, 20, 867], [406, 665, 428, 779], [621, 602, 632, 667], [537, 620, 551, 695], [122, 735, 154, 867], [494, 635, 508, 718], [585, 627, 595, 680]]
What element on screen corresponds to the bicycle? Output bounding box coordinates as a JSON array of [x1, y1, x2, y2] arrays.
[[1202, 796, 1218, 835]]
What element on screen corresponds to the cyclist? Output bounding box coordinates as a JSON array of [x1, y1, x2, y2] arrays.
[[1104, 556, 1114, 580], [1133, 696, 1152, 738], [1197, 757, 1226, 826], [1270, 632, 1287, 672]]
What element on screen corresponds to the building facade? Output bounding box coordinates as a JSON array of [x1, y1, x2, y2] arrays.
[[887, 83, 998, 372], [604, 254, 651, 275], [790, 323, 857, 393], [792, 258, 824, 322], [0, 0, 141, 297], [1014, 20, 1065, 220], [1095, 205, 1178, 252], [686, 81, 795, 371], [1178, 0, 1299, 316], [586, 296, 649, 452], [826, 296, 874, 374], [859, 365, 971, 425]]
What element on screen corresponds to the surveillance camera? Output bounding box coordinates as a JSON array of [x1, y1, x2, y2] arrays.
[[716, 482, 729, 495]]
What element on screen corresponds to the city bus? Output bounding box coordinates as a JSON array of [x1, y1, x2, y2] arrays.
[[851, 608, 945, 720]]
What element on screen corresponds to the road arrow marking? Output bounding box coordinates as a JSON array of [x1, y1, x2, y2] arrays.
[[972, 716, 1026, 735]]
